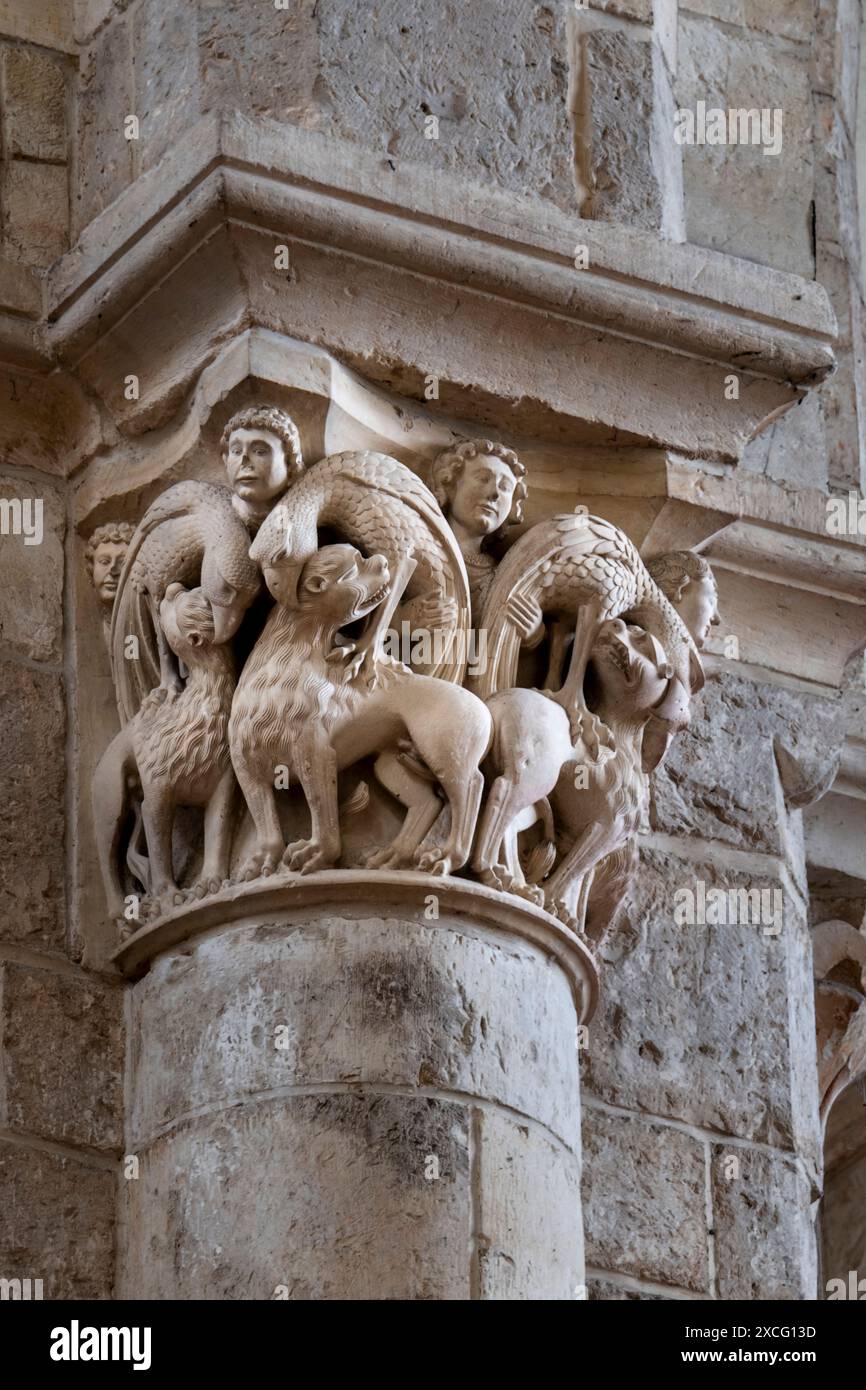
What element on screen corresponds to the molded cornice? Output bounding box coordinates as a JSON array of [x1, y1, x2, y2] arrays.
[[0, 113, 837, 463]]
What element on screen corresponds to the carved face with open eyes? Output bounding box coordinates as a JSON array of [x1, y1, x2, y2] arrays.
[[448, 454, 520, 538], [224, 428, 289, 508], [675, 574, 719, 651], [91, 540, 129, 604]]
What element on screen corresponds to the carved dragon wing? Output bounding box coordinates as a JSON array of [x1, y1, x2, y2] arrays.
[[476, 510, 700, 711], [108, 482, 225, 725], [476, 512, 646, 698]]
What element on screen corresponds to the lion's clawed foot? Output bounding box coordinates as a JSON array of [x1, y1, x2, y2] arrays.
[[515, 882, 545, 907], [548, 897, 580, 931], [146, 886, 185, 920], [234, 847, 283, 882], [416, 846, 454, 876], [282, 837, 339, 875], [188, 875, 226, 901], [479, 864, 515, 894]]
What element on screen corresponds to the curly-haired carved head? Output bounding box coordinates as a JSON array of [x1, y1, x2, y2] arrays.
[[431, 439, 526, 541], [647, 551, 719, 650], [85, 521, 135, 605], [220, 406, 304, 511]]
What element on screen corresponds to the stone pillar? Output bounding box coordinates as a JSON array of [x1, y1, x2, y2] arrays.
[[119, 873, 597, 1302]]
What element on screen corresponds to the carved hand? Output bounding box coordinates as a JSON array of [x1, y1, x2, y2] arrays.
[[506, 593, 544, 645], [403, 595, 459, 631]]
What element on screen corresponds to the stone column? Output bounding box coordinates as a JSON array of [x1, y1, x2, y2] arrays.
[[119, 872, 597, 1302]]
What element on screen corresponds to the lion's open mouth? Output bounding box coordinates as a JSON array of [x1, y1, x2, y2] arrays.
[[365, 582, 390, 608], [599, 633, 634, 684]]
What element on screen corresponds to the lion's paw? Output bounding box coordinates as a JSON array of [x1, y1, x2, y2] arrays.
[[234, 849, 282, 883], [416, 847, 452, 876], [283, 839, 338, 875]]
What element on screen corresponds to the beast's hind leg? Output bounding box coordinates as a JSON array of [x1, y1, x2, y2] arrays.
[[418, 768, 484, 876], [365, 748, 443, 869], [472, 774, 530, 892]]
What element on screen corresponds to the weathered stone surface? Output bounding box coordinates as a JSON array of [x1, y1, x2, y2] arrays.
[[74, 0, 128, 45], [124, 1095, 473, 1300], [592, 0, 653, 20], [822, 1150, 866, 1289], [651, 670, 841, 855], [0, 664, 65, 948], [588, 1277, 669, 1300], [2, 46, 68, 161], [476, 1109, 582, 1300], [0, 1141, 114, 1299], [129, 916, 580, 1150], [584, 849, 820, 1159], [198, 0, 318, 123], [582, 1106, 709, 1292], [822, 1082, 866, 1288], [133, 0, 200, 173], [3, 161, 69, 267], [741, 393, 828, 493], [711, 1145, 817, 1299], [74, 230, 247, 431], [76, 15, 134, 232], [0, 368, 103, 477], [583, 29, 660, 229], [682, 0, 814, 43], [314, 0, 578, 211], [0, 474, 64, 661], [0, 253, 40, 317], [1, 962, 123, 1151], [678, 19, 814, 277], [0, 0, 76, 51]]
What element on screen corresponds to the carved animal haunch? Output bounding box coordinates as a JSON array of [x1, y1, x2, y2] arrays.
[[229, 543, 492, 879], [93, 584, 236, 924]]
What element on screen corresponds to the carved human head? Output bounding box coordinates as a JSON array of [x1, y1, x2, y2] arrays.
[[85, 522, 135, 605], [647, 551, 719, 650], [298, 544, 391, 626], [220, 406, 304, 510], [431, 439, 526, 540]]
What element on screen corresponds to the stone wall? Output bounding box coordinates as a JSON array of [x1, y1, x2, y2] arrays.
[[583, 668, 828, 1298], [0, 464, 122, 1299]]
